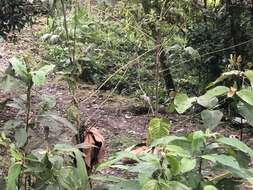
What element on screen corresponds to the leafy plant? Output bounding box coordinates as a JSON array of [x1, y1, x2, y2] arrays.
[[6, 140, 90, 190], [173, 56, 253, 137], [0, 56, 88, 189], [1, 56, 55, 146], [95, 121, 253, 190]]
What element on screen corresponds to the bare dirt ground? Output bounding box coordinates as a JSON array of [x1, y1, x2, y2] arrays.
[[0, 17, 252, 190]]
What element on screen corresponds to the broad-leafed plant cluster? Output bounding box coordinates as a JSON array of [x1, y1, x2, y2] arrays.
[[0, 0, 253, 190]]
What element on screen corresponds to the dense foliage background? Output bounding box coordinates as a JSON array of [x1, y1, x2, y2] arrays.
[[1, 0, 253, 190]]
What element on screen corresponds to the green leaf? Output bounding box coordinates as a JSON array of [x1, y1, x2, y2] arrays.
[[237, 89, 253, 106], [237, 101, 253, 127], [0, 75, 19, 92], [198, 86, 228, 107], [197, 96, 218, 108], [7, 162, 21, 190], [174, 93, 196, 114], [15, 128, 27, 148], [191, 131, 205, 152], [205, 86, 229, 98], [180, 158, 196, 174], [90, 175, 127, 183], [31, 65, 55, 87], [4, 120, 22, 130], [10, 57, 28, 79], [217, 137, 253, 158], [201, 110, 223, 130], [165, 145, 191, 157], [10, 144, 23, 161], [42, 114, 78, 134], [147, 118, 171, 144], [141, 180, 158, 190], [74, 150, 89, 188], [244, 70, 253, 86], [167, 156, 181, 174], [207, 70, 241, 88], [40, 94, 56, 110], [161, 181, 190, 190], [202, 154, 240, 170], [204, 185, 218, 190], [109, 180, 140, 190], [151, 136, 188, 147]]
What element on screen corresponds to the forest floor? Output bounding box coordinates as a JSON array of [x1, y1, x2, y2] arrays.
[[0, 17, 253, 189]]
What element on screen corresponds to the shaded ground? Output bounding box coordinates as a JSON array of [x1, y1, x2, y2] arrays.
[[0, 17, 253, 190]]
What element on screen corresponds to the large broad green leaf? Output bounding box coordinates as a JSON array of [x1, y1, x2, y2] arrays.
[[237, 101, 253, 127], [4, 120, 22, 130], [167, 156, 181, 174], [204, 185, 218, 190], [160, 181, 191, 190], [191, 131, 205, 152], [40, 94, 56, 110], [197, 86, 229, 108], [109, 180, 140, 190], [217, 137, 253, 158], [180, 158, 196, 174], [151, 136, 188, 147], [244, 70, 253, 86], [129, 154, 160, 174], [141, 180, 158, 190], [7, 162, 22, 190], [147, 118, 171, 144], [174, 93, 196, 114], [207, 70, 241, 88], [90, 175, 127, 183], [201, 110, 223, 130], [31, 65, 55, 87], [10, 57, 28, 79], [236, 89, 253, 106], [202, 154, 240, 170], [41, 114, 78, 134], [205, 86, 229, 98], [165, 145, 191, 157], [197, 96, 218, 108], [74, 150, 89, 189], [15, 128, 27, 148], [0, 75, 19, 92]]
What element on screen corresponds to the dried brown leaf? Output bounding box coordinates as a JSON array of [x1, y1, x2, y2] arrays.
[[227, 87, 237, 98], [83, 127, 106, 169]]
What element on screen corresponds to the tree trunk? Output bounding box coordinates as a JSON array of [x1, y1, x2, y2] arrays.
[[226, 0, 242, 54]]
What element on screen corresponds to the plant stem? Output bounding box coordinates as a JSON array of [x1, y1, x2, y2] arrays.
[[60, 0, 73, 64], [198, 157, 203, 175], [25, 84, 32, 133], [60, 0, 69, 40], [155, 32, 161, 116]]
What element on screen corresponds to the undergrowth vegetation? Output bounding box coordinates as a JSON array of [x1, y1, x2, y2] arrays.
[[0, 0, 253, 190]]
